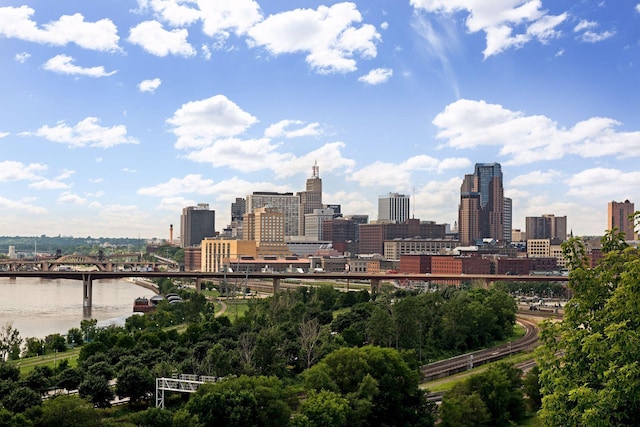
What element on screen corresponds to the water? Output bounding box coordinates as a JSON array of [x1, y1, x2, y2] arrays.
[[0, 278, 155, 339]]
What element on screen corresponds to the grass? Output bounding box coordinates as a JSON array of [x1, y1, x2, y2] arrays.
[[10, 347, 81, 375]]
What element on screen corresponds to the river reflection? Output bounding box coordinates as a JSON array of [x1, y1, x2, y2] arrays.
[[0, 278, 155, 339]]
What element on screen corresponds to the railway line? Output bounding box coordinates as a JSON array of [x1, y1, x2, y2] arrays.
[[421, 316, 540, 382]]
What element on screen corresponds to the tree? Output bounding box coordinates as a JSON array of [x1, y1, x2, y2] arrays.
[[0, 323, 21, 361], [115, 365, 154, 404], [303, 346, 436, 427], [78, 374, 114, 408], [298, 390, 350, 427], [537, 223, 640, 426], [439, 363, 525, 427], [186, 375, 293, 427], [2, 386, 41, 413], [299, 318, 322, 369], [39, 395, 101, 427], [66, 328, 83, 347], [56, 367, 83, 393]]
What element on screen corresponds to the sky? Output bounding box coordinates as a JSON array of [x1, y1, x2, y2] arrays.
[[0, 0, 639, 240]]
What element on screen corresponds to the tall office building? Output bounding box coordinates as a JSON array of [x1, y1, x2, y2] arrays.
[[458, 163, 504, 245], [608, 200, 637, 240], [304, 208, 334, 240], [503, 197, 512, 243], [180, 203, 215, 248], [246, 191, 300, 237], [243, 207, 290, 258], [526, 214, 567, 241], [378, 193, 410, 223], [298, 162, 323, 236]]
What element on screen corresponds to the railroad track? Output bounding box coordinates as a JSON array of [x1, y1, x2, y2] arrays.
[[421, 316, 540, 382]]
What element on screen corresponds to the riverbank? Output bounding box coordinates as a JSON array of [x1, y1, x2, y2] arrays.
[[125, 277, 159, 294]]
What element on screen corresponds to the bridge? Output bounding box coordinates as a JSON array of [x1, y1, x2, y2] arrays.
[[0, 270, 569, 313], [0, 253, 179, 273]]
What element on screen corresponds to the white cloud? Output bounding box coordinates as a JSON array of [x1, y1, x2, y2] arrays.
[[579, 30, 615, 43], [0, 132, 9, 138], [43, 55, 117, 77], [637, 4, 640, 13], [138, 78, 162, 93], [14, 52, 30, 63], [138, 174, 215, 197], [574, 20, 597, 32], [247, 2, 380, 74], [25, 117, 139, 148], [167, 94, 258, 149], [128, 20, 196, 57], [432, 99, 640, 165], [0, 161, 46, 182], [0, 196, 47, 214], [58, 192, 87, 205], [358, 68, 393, 85], [349, 155, 470, 188], [135, 0, 202, 27], [411, 0, 567, 58], [184, 137, 291, 172], [0, 6, 120, 52], [264, 120, 321, 138], [29, 179, 71, 190], [198, 0, 262, 38], [509, 170, 562, 186], [381, 21, 389, 30], [567, 168, 640, 199]]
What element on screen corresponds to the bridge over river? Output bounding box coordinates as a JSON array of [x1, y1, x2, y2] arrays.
[[0, 270, 568, 311]]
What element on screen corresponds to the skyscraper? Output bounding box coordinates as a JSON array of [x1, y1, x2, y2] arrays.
[[458, 163, 504, 245], [246, 192, 300, 237], [378, 193, 410, 223], [298, 162, 323, 236], [180, 203, 215, 248], [525, 214, 567, 241], [608, 200, 637, 240]]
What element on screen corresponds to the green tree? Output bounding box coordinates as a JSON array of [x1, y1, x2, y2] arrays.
[[186, 375, 293, 427], [56, 367, 83, 393], [115, 365, 154, 404], [303, 346, 435, 427], [0, 323, 22, 362], [39, 395, 100, 427], [66, 328, 83, 347], [537, 221, 640, 426], [130, 407, 173, 427], [439, 392, 489, 427], [2, 386, 41, 413], [78, 374, 114, 408], [298, 390, 350, 427]]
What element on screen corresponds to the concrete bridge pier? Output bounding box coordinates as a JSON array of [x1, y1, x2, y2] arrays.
[[273, 277, 281, 293], [82, 274, 93, 315], [196, 277, 202, 292], [370, 278, 381, 293]]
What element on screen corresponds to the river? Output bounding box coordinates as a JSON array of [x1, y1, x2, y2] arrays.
[[0, 277, 156, 339]]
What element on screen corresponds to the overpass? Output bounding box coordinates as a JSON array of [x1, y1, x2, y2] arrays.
[[0, 270, 568, 312]]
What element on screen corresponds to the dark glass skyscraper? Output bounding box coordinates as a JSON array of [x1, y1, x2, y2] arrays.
[[180, 203, 215, 248], [458, 163, 504, 245]]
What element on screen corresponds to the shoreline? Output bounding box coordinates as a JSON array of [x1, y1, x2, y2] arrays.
[[125, 277, 160, 294]]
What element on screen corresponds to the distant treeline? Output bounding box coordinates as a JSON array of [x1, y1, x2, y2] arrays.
[[0, 236, 145, 255]]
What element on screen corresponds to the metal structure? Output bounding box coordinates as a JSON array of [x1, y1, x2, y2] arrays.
[[156, 374, 217, 408]]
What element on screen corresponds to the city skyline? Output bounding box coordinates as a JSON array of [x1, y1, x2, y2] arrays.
[[1, 1, 639, 238]]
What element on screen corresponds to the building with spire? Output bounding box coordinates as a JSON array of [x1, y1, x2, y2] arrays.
[[297, 162, 323, 236]]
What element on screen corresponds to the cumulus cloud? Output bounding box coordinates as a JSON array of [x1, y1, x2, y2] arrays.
[[167, 94, 258, 149], [0, 6, 120, 51], [0, 132, 9, 138], [358, 68, 393, 85], [573, 19, 615, 43], [138, 174, 215, 197], [14, 52, 30, 63], [349, 155, 471, 188], [0, 161, 47, 182], [138, 78, 162, 93], [509, 170, 562, 186], [264, 120, 321, 138], [43, 55, 117, 77], [128, 20, 196, 57], [567, 168, 640, 199], [247, 2, 380, 74], [411, 0, 567, 58], [24, 117, 139, 148], [637, 4, 640, 13], [0, 196, 47, 214], [432, 99, 640, 165], [57, 192, 87, 205]]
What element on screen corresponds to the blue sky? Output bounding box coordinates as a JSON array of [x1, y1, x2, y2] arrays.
[[0, 0, 639, 239]]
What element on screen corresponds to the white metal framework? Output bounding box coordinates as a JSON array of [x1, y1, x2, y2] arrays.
[[155, 374, 217, 408]]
